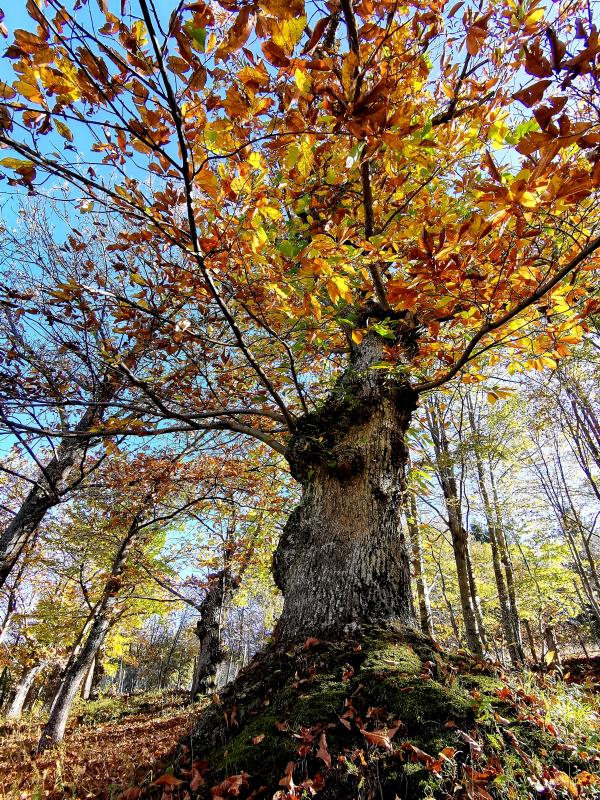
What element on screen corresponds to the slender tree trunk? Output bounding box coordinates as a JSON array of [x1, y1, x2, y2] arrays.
[[6, 663, 44, 720], [37, 508, 143, 751], [543, 625, 562, 668], [522, 618, 539, 664], [435, 557, 461, 644], [81, 657, 95, 700], [0, 666, 10, 709], [0, 384, 113, 588], [425, 399, 485, 656], [89, 645, 105, 700], [466, 397, 522, 663], [403, 468, 433, 637], [273, 329, 418, 641], [0, 598, 15, 645]]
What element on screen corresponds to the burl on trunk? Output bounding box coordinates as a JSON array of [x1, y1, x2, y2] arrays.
[[274, 323, 419, 641]]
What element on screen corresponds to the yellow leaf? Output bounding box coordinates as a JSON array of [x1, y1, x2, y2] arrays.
[[524, 8, 545, 27], [519, 190, 538, 208], [326, 279, 340, 304], [294, 67, 312, 95], [248, 151, 263, 170], [297, 136, 313, 178], [341, 51, 358, 97], [272, 16, 306, 54], [13, 75, 43, 104], [0, 157, 35, 170], [0, 81, 15, 100], [330, 274, 353, 303], [55, 120, 74, 142], [352, 330, 363, 345]]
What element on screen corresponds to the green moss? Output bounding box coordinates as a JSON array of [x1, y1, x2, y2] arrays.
[[210, 711, 296, 781], [360, 640, 422, 677], [281, 678, 349, 728]]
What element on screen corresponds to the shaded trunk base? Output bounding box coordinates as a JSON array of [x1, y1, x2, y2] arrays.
[[134, 623, 589, 800]]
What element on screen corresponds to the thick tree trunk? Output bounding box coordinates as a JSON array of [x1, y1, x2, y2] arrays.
[[6, 663, 44, 720], [37, 508, 142, 751], [0, 385, 113, 588], [38, 614, 110, 749], [274, 329, 418, 641]]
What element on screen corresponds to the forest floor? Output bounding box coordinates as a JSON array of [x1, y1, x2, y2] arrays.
[[1, 648, 600, 800], [0, 691, 204, 800]]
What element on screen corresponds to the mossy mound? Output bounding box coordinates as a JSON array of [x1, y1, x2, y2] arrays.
[[152, 625, 599, 800]]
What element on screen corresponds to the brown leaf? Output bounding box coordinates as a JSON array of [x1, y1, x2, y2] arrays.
[[152, 775, 184, 787], [261, 40, 289, 67], [513, 79, 552, 107], [316, 732, 331, 767], [524, 45, 552, 78], [303, 636, 320, 650], [116, 789, 143, 800], [482, 151, 502, 183], [302, 16, 330, 55], [466, 25, 486, 56]]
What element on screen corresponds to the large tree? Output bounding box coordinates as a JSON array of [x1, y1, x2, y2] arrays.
[[0, 0, 599, 643]]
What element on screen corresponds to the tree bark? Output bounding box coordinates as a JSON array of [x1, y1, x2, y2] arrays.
[[522, 618, 539, 665], [274, 328, 418, 641], [6, 663, 44, 720], [37, 508, 142, 751], [81, 657, 96, 700], [89, 644, 106, 700]]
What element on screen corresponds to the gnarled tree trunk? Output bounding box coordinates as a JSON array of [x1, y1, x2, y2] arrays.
[[190, 567, 240, 699], [274, 328, 418, 641]]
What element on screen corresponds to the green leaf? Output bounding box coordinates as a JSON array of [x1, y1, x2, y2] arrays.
[[277, 240, 303, 258], [184, 22, 206, 51]]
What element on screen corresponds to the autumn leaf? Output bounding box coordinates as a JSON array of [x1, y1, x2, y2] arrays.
[[316, 732, 331, 767], [152, 774, 184, 787]]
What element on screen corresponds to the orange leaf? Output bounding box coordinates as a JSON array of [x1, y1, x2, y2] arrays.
[[302, 16, 330, 55], [152, 775, 184, 787], [261, 40, 289, 67]]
